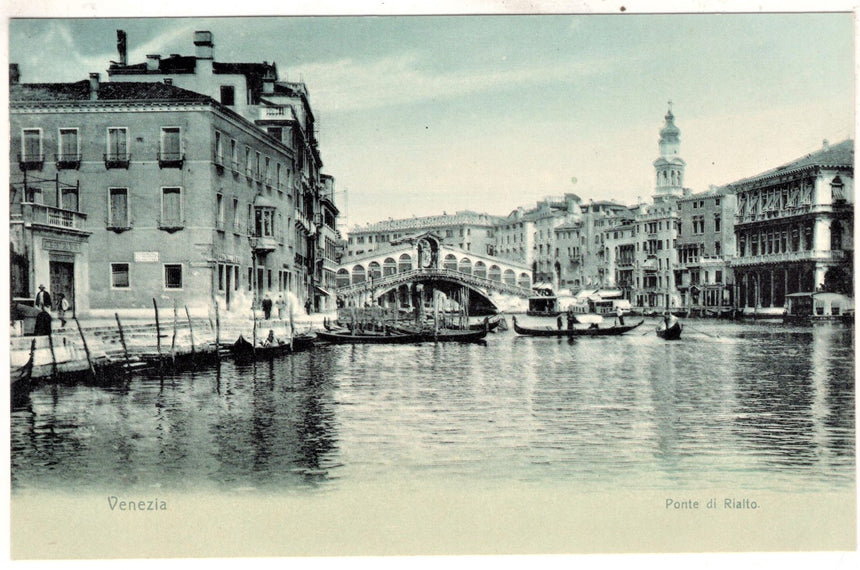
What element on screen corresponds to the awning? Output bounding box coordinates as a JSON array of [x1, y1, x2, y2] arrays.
[[314, 285, 332, 297]]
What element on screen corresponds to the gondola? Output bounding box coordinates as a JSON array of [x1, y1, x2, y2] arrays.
[[229, 334, 293, 362], [11, 338, 37, 392], [421, 326, 488, 342], [656, 318, 683, 340], [511, 316, 644, 337], [468, 317, 501, 332], [315, 329, 423, 344]]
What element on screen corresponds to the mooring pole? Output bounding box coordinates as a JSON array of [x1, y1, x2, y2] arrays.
[[153, 298, 162, 368], [114, 313, 131, 372], [184, 305, 196, 361], [74, 316, 96, 380]]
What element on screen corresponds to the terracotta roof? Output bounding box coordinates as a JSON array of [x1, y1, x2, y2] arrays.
[[729, 139, 854, 186], [11, 80, 211, 103]]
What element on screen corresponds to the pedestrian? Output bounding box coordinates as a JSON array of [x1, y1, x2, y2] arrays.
[[34, 306, 52, 336], [276, 293, 285, 319], [261, 295, 273, 320], [305, 298, 312, 315], [35, 284, 52, 311], [557, 314, 563, 330], [57, 293, 70, 327]]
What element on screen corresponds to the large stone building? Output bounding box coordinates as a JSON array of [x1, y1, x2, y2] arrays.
[[730, 139, 854, 315], [675, 186, 736, 311], [346, 211, 502, 259], [10, 30, 338, 317]]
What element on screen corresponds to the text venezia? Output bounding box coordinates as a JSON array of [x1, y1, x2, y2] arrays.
[[107, 496, 167, 512]]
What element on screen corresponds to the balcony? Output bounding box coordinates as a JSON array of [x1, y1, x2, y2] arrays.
[[53, 153, 81, 170], [733, 249, 846, 267], [251, 235, 278, 252], [20, 202, 89, 235], [104, 153, 130, 169], [157, 152, 185, 168], [18, 153, 44, 171]]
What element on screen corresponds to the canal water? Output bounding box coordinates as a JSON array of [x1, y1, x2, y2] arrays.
[[10, 318, 855, 495]]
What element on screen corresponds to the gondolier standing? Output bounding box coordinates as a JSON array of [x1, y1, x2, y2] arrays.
[[616, 306, 625, 326]]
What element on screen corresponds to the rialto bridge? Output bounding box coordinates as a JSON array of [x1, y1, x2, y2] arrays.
[[336, 233, 533, 314]]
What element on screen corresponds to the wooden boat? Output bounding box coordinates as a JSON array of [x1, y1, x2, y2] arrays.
[[511, 316, 644, 336], [656, 318, 683, 340], [468, 317, 501, 332], [11, 338, 37, 391], [229, 334, 293, 361], [316, 329, 422, 344], [421, 326, 488, 342]]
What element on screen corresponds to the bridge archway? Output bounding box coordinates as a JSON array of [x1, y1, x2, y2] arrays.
[[373, 275, 499, 316]]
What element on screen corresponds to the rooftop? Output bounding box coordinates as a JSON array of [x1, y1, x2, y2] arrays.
[[729, 139, 854, 187]]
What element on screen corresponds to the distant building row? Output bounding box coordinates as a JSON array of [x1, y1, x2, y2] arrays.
[[346, 108, 853, 314], [10, 30, 340, 318]]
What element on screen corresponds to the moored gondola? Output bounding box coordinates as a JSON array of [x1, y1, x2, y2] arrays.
[[511, 316, 644, 337], [316, 329, 423, 344]]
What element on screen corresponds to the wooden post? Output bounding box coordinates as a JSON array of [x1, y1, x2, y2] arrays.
[[153, 298, 162, 367], [47, 330, 58, 380], [184, 306, 196, 360], [251, 305, 258, 357], [171, 300, 178, 367], [74, 316, 97, 380], [214, 300, 221, 361], [114, 313, 131, 372]]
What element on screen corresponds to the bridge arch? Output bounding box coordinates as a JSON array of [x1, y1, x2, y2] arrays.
[[368, 261, 382, 280], [398, 253, 412, 273], [474, 261, 487, 279], [503, 268, 516, 286], [383, 257, 397, 276], [351, 264, 366, 284], [337, 268, 350, 288], [459, 257, 472, 275], [443, 253, 458, 271], [488, 265, 501, 282]]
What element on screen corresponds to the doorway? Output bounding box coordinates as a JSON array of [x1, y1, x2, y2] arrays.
[[49, 260, 75, 311]]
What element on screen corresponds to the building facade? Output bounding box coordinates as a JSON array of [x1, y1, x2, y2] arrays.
[[11, 32, 337, 317], [346, 211, 502, 259], [675, 186, 737, 311], [730, 139, 854, 315]]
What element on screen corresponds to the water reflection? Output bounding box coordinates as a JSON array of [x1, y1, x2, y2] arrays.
[[10, 320, 855, 494]]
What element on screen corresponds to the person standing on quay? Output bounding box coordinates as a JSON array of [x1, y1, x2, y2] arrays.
[[57, 293, 70, 328], [35, 285, 52, 311], [34, 306, 52, 336], [262, 295, 273, 320]]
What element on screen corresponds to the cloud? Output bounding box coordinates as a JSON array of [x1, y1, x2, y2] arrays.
[[286, 50, 621, 113]]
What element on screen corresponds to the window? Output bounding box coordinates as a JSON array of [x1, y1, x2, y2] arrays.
[[215, 131, 224, 165], [230, 139, 238, 170], [714, 214, 721, 232], [108, 188, 130, 228], [61, 187, 79, 211], [245, 147, 252, 177], [220, 85, 235, 106], [57, 128, 80, 168], [164, 264, 183, 289], [111, 263, 130, 288], [218, 264, 225, 291], [255, 151, 262, 180], [21, 128, 43, 162], [265, 156, 271, 185], [216, 194, 224, 229], [161, 187, 183, 227], [232, 198, 240, 231], [159, 127, 182, 166], [106, 127, 129, 165]]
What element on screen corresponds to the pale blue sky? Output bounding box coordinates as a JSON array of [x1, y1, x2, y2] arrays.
[[9, 13, 854, 228]]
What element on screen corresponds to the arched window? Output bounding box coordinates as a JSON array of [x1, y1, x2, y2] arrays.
[[831, 220, 843, 251], [443, 254, 458, 271], [503, 269, 516, 286], [336, 268, 350, 288], [474, 261, 487, 279], [351, 265, 366, 284], [458, 258, 472, 275], [518, 273, 531, 290], [488, 265, 502, 282], [368, 261, 382, 280], [383, 257, 397, 276], [398, 253, 412, 273]]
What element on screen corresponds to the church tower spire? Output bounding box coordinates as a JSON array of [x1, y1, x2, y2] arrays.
[[653, 101, 686, 203]]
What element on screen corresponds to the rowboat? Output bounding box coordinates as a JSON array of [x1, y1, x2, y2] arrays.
[[316, 329, 423, 344], [511, 316, 644, 337], [656, 318, 683, 340], [230, 332, 315, 362]]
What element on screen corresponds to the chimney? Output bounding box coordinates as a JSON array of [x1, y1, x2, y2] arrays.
[[146, 54, 161, 71], [823, 139, 830, 151], [88, 73, 100, 100], [194, 31, 214, 60], [116, 30, 127, 65], [9, 63, 20, 85], [262, 67, 275, 94]]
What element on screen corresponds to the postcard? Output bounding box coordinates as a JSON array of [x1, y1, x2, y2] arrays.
[[5, 1, 857, 567]]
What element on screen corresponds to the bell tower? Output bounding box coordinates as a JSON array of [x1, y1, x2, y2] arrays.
[[653, 101, 686, 203]]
